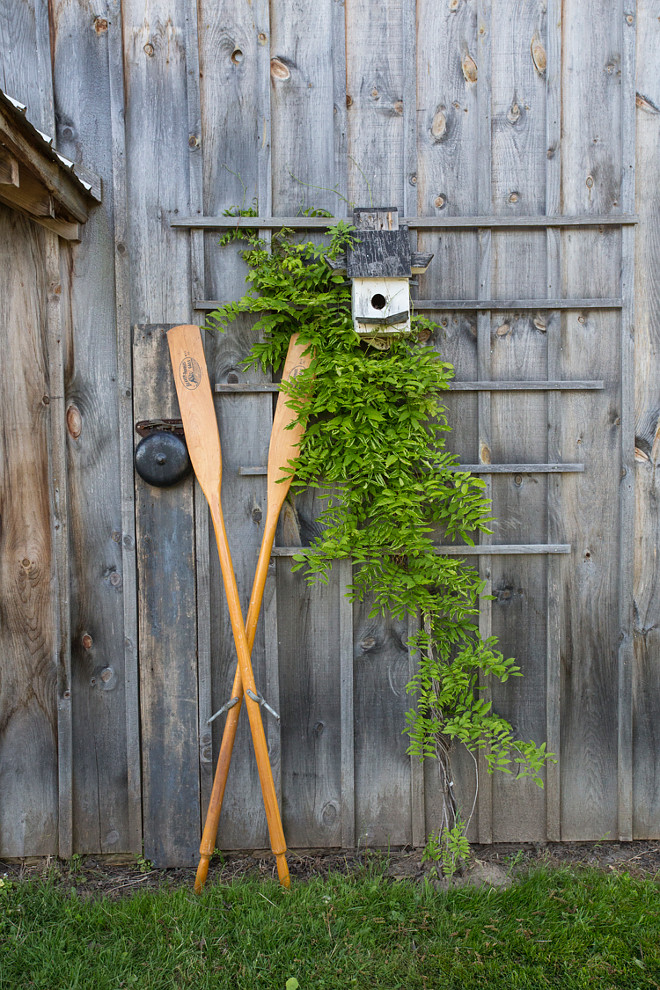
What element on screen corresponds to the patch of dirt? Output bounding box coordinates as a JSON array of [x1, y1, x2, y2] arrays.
[[2, 841, 659, 899]]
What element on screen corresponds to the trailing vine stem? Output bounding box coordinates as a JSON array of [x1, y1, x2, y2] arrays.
[[206, 216, 552, 847]]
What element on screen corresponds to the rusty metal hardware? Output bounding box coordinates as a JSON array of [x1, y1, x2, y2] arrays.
[[135, 418, 185, 437]]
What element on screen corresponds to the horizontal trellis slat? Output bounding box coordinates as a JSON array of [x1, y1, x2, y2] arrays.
[[216, 380, 605, 393], [415, 298, 622, 310], [270, 545, 572, 557], [238, 463, 584, 476], [171, 214, 638, 229], [197, 297, 621, 311]]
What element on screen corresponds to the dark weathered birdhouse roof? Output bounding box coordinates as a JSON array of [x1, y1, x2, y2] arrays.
[[346, 228, 412, 278]]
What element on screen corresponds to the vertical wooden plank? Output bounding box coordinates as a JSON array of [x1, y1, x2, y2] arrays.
[[617, 2, 635, 843], [339, 559, 355, 848], [133, 325, 199, 866], [560, 0, 622, 839], [0, 0, 51, 131], [270, 0, 337, 213], [183, 0, 212, 821], [29, 0, 73, 860], [346, 0, 405, 206], [332, 0, 349, 211], [269, 0, 350, 847], [0, 208, 58, 857], [354, 605, 411, 848], [46, 231, 72, 860], [545, 0, 562, 843], [632, 1, 660, 840], [278, 561, 342, 848], [416, 0, 480, 842], [476, 0, 493, 845], [264, 563, 282, 805], [488, 0, 548, 842], [108, 0, 142, 854], [345, 0, 416, 846], [198, 0, 272, 850], [123, 0, 192, 326], [50, 0, 139, 857], [408, 611, 425, 848], [400, 0, 425, 849], [122, 0, 200, 864]]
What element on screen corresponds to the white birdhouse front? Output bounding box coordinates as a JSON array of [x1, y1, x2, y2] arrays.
[[352, 277, 410, 337], [327, 207, 433, 345]]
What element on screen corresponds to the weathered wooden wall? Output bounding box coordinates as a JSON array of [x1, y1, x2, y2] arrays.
[[0, 0, 657, 864]]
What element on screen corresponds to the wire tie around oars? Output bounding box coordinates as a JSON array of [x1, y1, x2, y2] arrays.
[[246, 689, 281, 723], [207, 697, 239, 725]]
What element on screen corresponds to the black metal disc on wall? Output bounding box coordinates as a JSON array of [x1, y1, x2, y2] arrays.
[[134, 431, 192, 488]]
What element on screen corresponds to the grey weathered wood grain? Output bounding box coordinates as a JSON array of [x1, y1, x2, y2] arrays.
[[198, 0, 274, 850], [272, 544, 572, 557], [133, 325, 200, 866], [123, 1, 191, 326], [50, 0, 138, 858], [353, 599, 412, 848], [488, 0, 549, 841], [346, 0, 405, 207], [476, 0, 494, 846], [559, 0, 623, 841], [263, 562, 282, 804], [617, 1, 635, 843], [107, 0, 142, 856], [30, 9, 73, 861], [415, 298, 623, 310], [216, 379, 605, 393], [632, 0, 660, 840], [545, 0, 563, 843], [339, 559, 355, 848], [45, 229, 72, 860], [123, 0, 202, 865], [416, 0, 481, 842], [0, 0, 51, 132], [198, 295, 621, 311], [183, 0, 212, 823], [171, 213, 638, 228], [0, 207, 58, 857], [277, 559, 342, 847], [270, 0, 354, 848], [270, 0, 339, 215]]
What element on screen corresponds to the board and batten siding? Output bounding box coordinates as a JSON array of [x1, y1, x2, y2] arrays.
[[0, 0, 657, 863]]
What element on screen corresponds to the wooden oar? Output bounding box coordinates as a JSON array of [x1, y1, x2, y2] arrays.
[[193, 332, 312, 893], [168, 324, 299, 888]]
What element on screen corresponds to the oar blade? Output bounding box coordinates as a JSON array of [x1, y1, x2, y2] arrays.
[[167, 324, 222, 503], [267, 333, 313, 511]]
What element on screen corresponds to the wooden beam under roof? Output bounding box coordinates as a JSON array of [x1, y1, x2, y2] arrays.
[[0, 90, 101, 235]]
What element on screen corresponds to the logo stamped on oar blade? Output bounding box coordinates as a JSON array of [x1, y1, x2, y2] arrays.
[[179, 356, 202, 390]]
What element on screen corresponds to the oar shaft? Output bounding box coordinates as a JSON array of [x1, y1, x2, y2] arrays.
[[195, 523, 277, 892], [209, 502, 288, 872]]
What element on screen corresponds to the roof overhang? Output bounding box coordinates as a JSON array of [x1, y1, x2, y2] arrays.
[[0, 90, 102, 241]]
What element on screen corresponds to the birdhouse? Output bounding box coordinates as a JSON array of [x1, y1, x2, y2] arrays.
[[327, 207, 433, 344]]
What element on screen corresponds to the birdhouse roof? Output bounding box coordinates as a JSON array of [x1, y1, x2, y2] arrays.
[[346, 227, 412, 278]]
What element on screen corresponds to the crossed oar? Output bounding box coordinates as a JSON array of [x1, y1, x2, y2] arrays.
[[168, 325, 312, 890]]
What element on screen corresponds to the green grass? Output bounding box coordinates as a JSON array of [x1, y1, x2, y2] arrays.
[[1, 864, 659, 989]]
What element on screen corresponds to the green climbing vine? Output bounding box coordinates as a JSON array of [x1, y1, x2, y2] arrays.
[[207, 215, 551, 862]]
